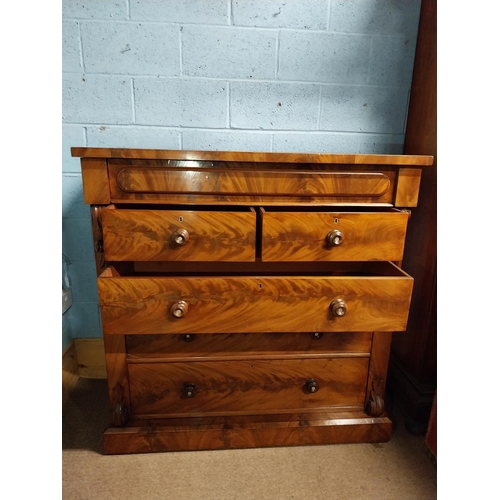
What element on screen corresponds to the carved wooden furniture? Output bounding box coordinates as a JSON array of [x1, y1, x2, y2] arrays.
[[72, 148, 432, 454]]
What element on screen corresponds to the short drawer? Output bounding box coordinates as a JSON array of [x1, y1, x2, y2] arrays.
[[98, 262, 413, 334], [126, 332, 373, 360], [261, 208, 409, 262], [100, 206, 256, 262], [128, 357, 369, 417]]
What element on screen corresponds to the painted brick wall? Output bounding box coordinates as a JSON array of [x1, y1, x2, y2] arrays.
[[62, 0, 422, 347]]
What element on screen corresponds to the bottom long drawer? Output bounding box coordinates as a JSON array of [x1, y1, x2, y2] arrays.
[[128, 357, 369, 417]]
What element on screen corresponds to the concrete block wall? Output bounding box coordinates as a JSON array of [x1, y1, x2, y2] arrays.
[[62, 0, 421, 347]]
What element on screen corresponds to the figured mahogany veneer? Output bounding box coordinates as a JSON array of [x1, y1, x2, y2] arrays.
[[73, 148, 432, 454], [261, 208, 409, 262], [128, 357, 369, 417], [125, 332, 373, 360], [113, 167, 392, 197], [98, 264, 413, 335], [101, 207, 256, 262]]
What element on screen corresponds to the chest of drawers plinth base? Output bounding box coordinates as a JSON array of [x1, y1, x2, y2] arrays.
[[103, 412, 392, 454], [73, 148, 433, 455]]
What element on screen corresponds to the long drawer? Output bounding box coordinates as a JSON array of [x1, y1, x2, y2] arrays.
[[126, 332, 373, 360], [128, 357, 369, 417], [260, 208, 409, 262], [98, 262, 413, 334]]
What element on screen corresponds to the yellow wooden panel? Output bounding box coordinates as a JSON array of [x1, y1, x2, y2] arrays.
[[74, 338, 106, 379], [81, 158, 110, 204], [395, 168, 422, 207]]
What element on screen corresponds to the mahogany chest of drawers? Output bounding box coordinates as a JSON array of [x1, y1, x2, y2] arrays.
[[72, 148, 432, 454]]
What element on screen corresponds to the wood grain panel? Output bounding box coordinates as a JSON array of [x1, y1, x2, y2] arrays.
[[72, 147, 433, 166], [98, 272, 413, 334], [395, 168, 423, 207], [111, 194, 396, 206], [261, 209, 408, 262], [112, 167, 392, 197], [101, 208, 256, 262], [365, 332, 393, 408], [126, 332, 373, 360], [103, 334, 130, 426], [128, 358, 369, 416], [81, 158, 110, 204], [103, 412, 392, 454]]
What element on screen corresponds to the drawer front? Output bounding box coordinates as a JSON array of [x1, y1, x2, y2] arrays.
[[99, 273, 413, 334], [108, 164, 396, 205], [261, 209, 408, 262], [128, 358, 369, 416], [101, 208, 256, 262], [126, 332, 373, 360]]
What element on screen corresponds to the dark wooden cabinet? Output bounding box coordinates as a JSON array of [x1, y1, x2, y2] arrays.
[[73, 148, 432, 454], [387, 0, 437, 431]]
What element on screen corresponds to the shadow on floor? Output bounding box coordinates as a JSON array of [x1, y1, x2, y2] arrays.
[[62, 378, 108, 454]]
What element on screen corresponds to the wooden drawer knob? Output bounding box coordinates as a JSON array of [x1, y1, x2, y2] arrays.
[[181, 334, 195, 342], [172, 229, 190, 246], [183, 383, 197, 398], [326, 229, 343, 247], [170, 301, 189, 318], [305, 378, 319, 393], [330, 299, 347, 317], [310, 332, 323, 340]]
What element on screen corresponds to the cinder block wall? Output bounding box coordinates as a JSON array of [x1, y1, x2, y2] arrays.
[[62, 0, 421, 347]]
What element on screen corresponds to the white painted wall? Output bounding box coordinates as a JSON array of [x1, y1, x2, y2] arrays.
[[62, 0, 421, 347]]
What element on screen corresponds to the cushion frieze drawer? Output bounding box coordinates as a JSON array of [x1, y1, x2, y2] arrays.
[[108, 165, 396, 205], [128, 358, 369, 417], [261, 208, 409, 262], [98, 263, 413, 335], [101, 207, 256, 262]]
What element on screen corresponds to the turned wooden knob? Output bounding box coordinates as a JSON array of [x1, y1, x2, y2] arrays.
[[170, 301, 189, 318], [326, 229, 343, 247], [182, 334, 195, 342], [183, 383, 197, 398], [172, 228, 190, 246], [310, 332, 323, 340], [305, 378, 319, 393], [330, 299, 347, 317]]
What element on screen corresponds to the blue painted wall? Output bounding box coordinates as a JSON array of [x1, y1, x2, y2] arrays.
[[62, 0, 421, 349]]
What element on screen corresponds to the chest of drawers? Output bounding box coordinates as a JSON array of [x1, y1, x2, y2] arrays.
[[72, 148, 432, 454]]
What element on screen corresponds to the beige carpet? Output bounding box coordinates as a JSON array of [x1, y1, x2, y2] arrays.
[[62, 379, 436, 500]]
